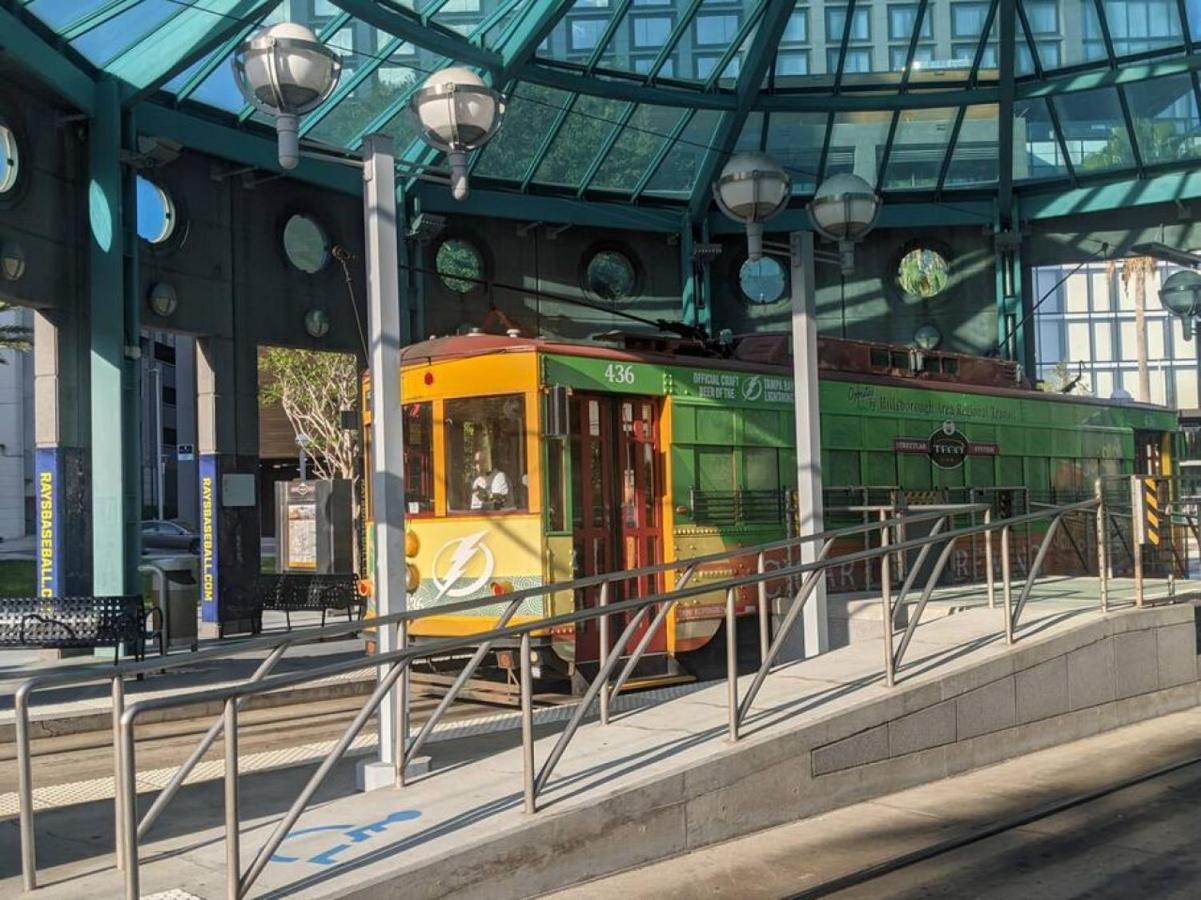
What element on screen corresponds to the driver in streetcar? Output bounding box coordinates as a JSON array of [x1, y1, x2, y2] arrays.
[[470, 449, 513, 510]]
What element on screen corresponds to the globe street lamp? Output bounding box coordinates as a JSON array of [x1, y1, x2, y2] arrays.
[[408, 67, 506, 201], [1160, 269, 1201, 340], [712, 152, 791, 261], [232, 22, 341, 169], [807, 173, 882, 275]]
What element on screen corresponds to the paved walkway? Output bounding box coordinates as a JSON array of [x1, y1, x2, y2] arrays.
[[0, 577, 1182, 899]]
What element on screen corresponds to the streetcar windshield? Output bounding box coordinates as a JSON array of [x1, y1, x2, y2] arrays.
[[445, 394, 528, 513]]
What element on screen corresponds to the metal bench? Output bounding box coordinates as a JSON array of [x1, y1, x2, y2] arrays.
[[0, 595, 163, 663], [252, 573, 365, 631]]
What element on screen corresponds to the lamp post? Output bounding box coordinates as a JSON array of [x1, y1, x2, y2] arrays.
[[713, 160, 882, 661], [233, 29, 504, 791]]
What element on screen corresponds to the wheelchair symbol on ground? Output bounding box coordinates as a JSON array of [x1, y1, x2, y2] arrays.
[[270, 809, 422, 866]]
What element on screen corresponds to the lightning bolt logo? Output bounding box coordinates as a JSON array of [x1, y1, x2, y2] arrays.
[[431, 531, 495, 602]]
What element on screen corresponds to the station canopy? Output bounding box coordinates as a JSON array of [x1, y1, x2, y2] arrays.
[[12, 1, 1201, 211]]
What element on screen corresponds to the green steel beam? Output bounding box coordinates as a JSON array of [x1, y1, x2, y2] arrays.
[[1041, 93, 1078, 186], [134, 102, 361, 194], [1090, 0, 1118, 67], [330, 0, 501, 69], [687, 1, 804, 222], [1116, 83, 1144, 176], [832, 0, 859, 94], [1017, 55, 1201, 97], [705, 200, 996, 233], [1014, 0, 1044, 79], [875, 0, 932, 188], [492, 0, 576, 85], [106, 1, 278, 94], [998, 0, 1015, 219], [470, 0, 526, 48], [936, 0, 998, 194], [0, 6, 96, 113], [420, 0, 455, 25], [757, 88, 998, 111], [1014, 168, 1201, 219], [411, 179, 682, 232], [125, 1, 283, 106]]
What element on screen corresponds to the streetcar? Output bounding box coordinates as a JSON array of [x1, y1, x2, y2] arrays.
[[361, 330, 1176, 689]]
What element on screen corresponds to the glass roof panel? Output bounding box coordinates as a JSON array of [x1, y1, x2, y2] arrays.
[[305, 38, 426, 149], [642, 108, 722, 195], [906, 0, 993, 84], [1018, 0, 1105, 71], [26, 0, 113, 31], [882, 107, 959, 190], [733, 110, 765, 153], [1125, 73, 1201, 164], [188, 55, 248, 111], [1015, 97, 1069, 180], [825, 110, 892, 188], [763, 112, 825, 194], [532, 94, 628, 186], [836, 1, 934, 87], [426, 0, 490, 36], [943, 104, 1000, 187], [1052, 86, 1135, 174], [160, 46, 223, 96], [589, 104, 686, 192], [538, 0, 626, 69], [70, 0, 179, 67], [473, 83, 575, 181]]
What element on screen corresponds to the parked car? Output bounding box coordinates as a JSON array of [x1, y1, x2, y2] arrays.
[[141, 520, 200, 555]]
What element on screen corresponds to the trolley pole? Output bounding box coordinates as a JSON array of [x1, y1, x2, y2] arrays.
[[357, 134, 408, 792]]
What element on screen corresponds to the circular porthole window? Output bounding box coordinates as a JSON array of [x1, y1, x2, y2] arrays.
[[283, 213, 330, 274], [897, 248, 949, 299], [136, 176, 176, 244], [0, 123, 18, 194], [739, 256, 787, 304], [584, 249, 637, 302], [436, 237, 483, 294]]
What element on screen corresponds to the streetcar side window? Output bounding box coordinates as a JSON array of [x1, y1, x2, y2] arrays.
[[404, 402, 434, 515], [445, 394, 529, 513]]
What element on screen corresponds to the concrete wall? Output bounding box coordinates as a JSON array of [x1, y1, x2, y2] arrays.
[[0, 305, 30, 538], [710, 226, 998, 355]]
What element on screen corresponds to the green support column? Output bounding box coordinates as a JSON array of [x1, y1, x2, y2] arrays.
[[89, 79, 141, 595], [680, 219, 697, 327]]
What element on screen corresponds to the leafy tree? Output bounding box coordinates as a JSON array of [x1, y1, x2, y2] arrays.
[[0, 301, 32, 361], [1039, 360, 1091, 395], [259, 348, 362, 556]]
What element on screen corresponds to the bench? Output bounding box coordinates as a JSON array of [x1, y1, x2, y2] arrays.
[[0, 595, 163, 663], [244, 574, 365, 632]]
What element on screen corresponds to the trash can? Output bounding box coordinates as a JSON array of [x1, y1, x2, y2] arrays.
[[140, 555, 199, 652]]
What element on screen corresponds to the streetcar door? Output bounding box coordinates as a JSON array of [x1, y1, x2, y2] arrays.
[[571, 394, 665, 667]]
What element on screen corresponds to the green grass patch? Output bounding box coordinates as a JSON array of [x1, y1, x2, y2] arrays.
[[0, 559, 35, 597]]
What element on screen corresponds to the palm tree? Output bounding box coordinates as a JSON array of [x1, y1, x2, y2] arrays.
[[0, 301, 31, 362], [1107, 257, 1156, 403]]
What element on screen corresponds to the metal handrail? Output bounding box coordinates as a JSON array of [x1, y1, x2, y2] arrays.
[[107, 496, 1114, 900], [14, 503, 958, 892]]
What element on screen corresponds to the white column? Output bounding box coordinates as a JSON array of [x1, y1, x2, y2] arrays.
[[790, 231, 828, 658], [357, 133, 407, 791]]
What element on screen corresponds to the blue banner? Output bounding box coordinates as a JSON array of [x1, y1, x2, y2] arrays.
[[34, 448, 60, 597], [199, 454, 220, 622]]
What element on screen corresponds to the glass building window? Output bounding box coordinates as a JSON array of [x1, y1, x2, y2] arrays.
[[633, 15, 672, 47], [569, 18, 607, 51], [782, 10, 808, 42], [138, 177, 177, 245], [0, 123, 17, 194], [404, 402, 434, 514], [740, 257, 787, 304], [282, 213, 327, 273], [1024, 0, 1059, 33], [435, 237, 484, 294], [888, 5, 932, 40], [951, 2, 990, 37], [776, 50, 810, 75], [839, 48, 873, 72], [445, 395, 528, 513], [584, 249, 637, 301], [827, 7, 871, 40], [695, 14, 740, 46], [1036, 40, 1061, 67]]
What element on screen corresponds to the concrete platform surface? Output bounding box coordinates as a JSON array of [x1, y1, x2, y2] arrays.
[[1, 581, 1197, 899], [545, 705, 1201, 899]]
